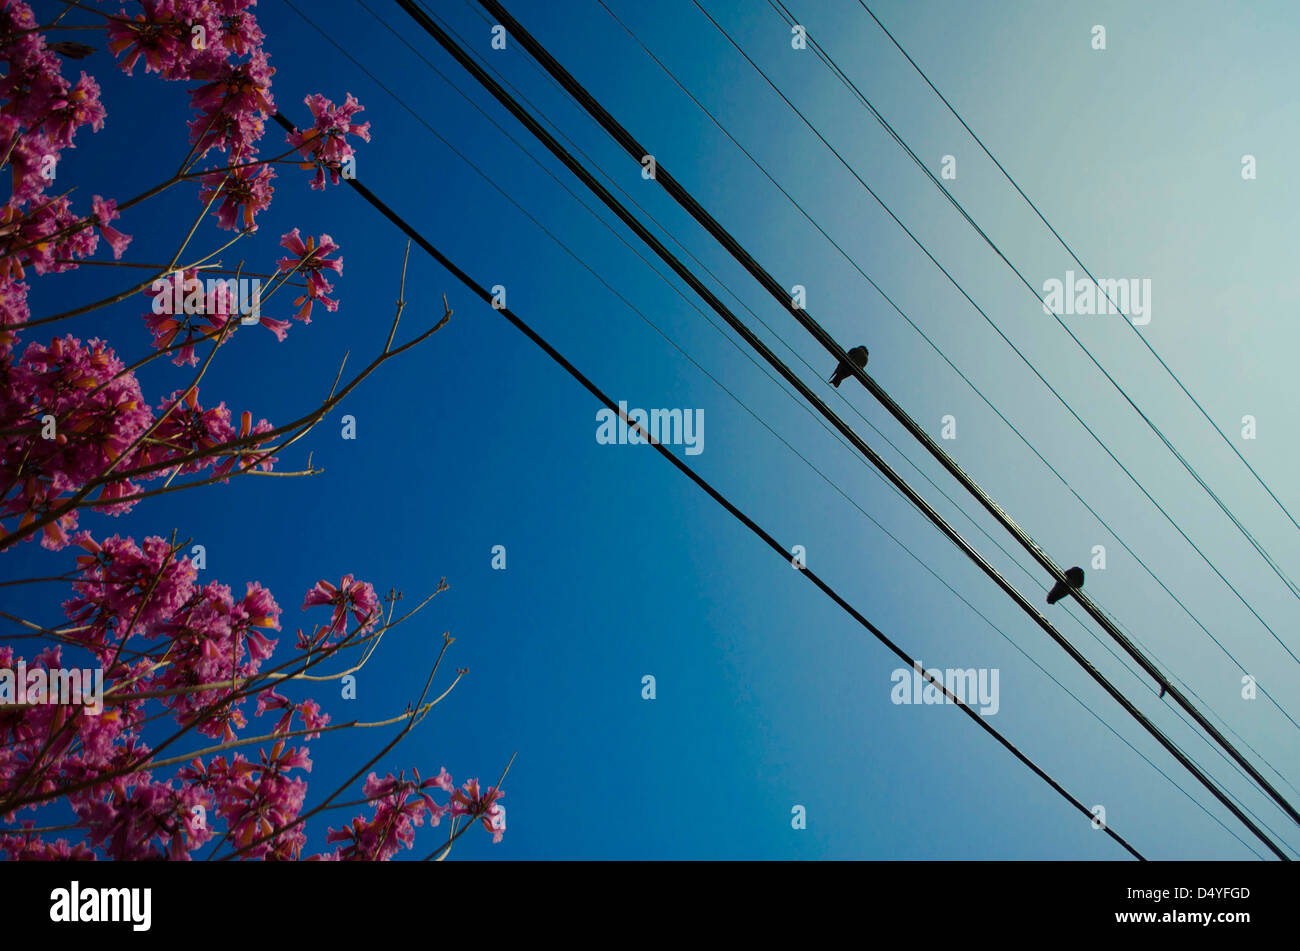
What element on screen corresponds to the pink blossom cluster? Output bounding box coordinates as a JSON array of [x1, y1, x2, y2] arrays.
[[287, 92, 370, 190], [62, 533, 283, 742], [320, 769, 506, 860], [0, 538, 295, 859], [277, 228, 342, 323], [107, 0, 272, 163], [0, 1, 124, 292], [0, 333, 276, 550], [100, 1, 369, 237], [1, 0, 369, 364], [300, 573, 380, 648], [104, 1, 277, 237], [1, 534, 494, 860], [0, 3, 502, 861]]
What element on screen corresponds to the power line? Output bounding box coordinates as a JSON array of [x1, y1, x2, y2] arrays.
[[290, 0, 1056, 679], [468, 0, 1300, 814], [416, 0, 1269, 773], [589, 0, 1300, 750], [685, 0, 1300, 673], [771, 0, 1300, 612], [295, 1, 1268, 857], [268, 108, 1151, 859], [856, 0, 1300, 555], [450, 0, 1300, 842], [341, 0, 1127, 678], [332, 0, 1094, 642], [394, 0, 1294, 856]]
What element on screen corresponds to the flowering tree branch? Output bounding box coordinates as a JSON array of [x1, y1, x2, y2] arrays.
[[0, 0, 507, 861]]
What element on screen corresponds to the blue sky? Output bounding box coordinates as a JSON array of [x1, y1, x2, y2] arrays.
[[9, 0, 1300, 859]]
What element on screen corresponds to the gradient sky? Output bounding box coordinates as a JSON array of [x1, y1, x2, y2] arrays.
[[9, 0, 1300, 859]]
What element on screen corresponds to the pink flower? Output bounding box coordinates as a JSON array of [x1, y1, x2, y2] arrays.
[[188, 48, 274, 120], [450, 779, 507, 844], [143, 271, 235, 366], [323, 770, 447, 860], [91, 195, 131, 259], [186, 49, 274, 159], [0, 279, 30, 355], [286, 93, 370, 190], [199, 164, 275, 232], [212, 0, 264, 58], [257, 315, 290, 341], [0, 194, 100, 276], [276, 229, 342, 322], [41, 71, 105, 146], [105, 0, 190, 77], [6, 130, 60, 205], [301, 574, 379, 642], [429, 767, 454, 793], [242, 582, 280, 629], [1, 335, 154, 547]]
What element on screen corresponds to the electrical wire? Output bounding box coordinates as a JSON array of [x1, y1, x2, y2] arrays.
[[272, 104, 1150, 859], [590, 0, 1300, 747], [453, 0, 1300, 839]]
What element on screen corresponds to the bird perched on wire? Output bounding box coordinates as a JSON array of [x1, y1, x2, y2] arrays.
[[829, 346, 869, 388], [1046, 566, 1085, 605]]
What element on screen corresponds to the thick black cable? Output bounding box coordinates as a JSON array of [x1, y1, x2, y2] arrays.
[[295, 0, 1276, 856], [686, 0, 1300, 674], [441, 0, 1300, 840], [589, 0, 1300, 744], [389, 2, 1293, 857], [270, 109, 1146, 859], [775, 0, 1300, 609], [406, 0, 1270, 765]]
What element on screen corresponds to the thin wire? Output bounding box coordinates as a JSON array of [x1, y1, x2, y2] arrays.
[[773, 0, 1300, 610], [428, 0, 1239, 748], [397, 0, 1298, 855], [272, 111, 1150, 861], [1074, 599, 1300, 805], [457, 0, 1300, 820], [682, 0, 1300, 669], [857, 0, 1300, 551], [592, 0, 1300, 745], [303, 0, 1283, 859], [465, 0, 1300, 821]]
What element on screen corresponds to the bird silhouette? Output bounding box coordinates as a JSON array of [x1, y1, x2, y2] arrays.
[[829, 346, 869, 387], [1046, 566, 1084, 605], [48, 41, 96, 60]]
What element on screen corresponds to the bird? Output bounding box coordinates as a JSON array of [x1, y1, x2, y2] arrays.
[[1045, 566, 1084, 605], [829, 346, 869, 387]]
